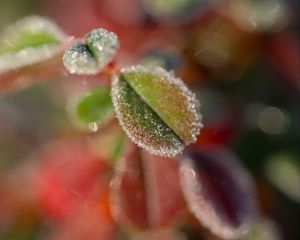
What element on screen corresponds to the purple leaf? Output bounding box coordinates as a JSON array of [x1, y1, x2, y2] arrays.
[[180, 147, 257, 239]]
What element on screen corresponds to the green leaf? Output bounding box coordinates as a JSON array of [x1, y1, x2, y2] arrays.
[[63, 28, 119, 75], [0, 16, 66, 74], [0, 28, 59, 55], [73, 87, 114, 129], [111, 65, 202, 157]]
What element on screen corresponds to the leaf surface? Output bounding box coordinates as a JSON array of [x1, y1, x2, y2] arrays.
[[110, 143, 185, 231], [111, 66, 202, 157]]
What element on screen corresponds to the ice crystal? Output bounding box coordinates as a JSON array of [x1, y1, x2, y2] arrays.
[[63, 28, 119, 75]]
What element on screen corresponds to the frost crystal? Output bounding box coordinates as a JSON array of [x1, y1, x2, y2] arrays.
[[111, 65, 202, 157], [63, 28, 119, 75]]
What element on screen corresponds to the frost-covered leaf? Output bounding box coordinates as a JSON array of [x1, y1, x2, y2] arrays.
[[111, 65, 202, 157], [180, 147, 257, 239], [110, 143, 184, 231], [85, 28, 119, 66], [0, 15, 66, 74], [0, 16, 68, 94], [63, 28, 119, 75], [63, 43, 98, 75], [69, 87, 114, 131]]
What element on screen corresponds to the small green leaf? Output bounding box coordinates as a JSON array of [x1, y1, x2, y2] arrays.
[[63, 28, 119, 75], [0, 28, 59, 55], [111, 65, 202, 157], [72, 87, 114, 129], [0, 16, 66, 73]]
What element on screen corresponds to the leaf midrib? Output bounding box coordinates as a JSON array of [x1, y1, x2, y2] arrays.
[[119, 74, 184, 145]]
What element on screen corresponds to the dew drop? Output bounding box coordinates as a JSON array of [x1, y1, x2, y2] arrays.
[[88, 122, 99, 132]]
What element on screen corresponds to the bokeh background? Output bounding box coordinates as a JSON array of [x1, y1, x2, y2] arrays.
[[0, 0, 299, 240]]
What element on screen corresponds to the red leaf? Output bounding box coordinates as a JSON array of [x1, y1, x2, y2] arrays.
[[110, 142, 185, 231], [32, 136, 109, 222]]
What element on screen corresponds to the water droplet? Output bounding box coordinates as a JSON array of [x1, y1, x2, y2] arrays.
[[88, 122, 99, 132]]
